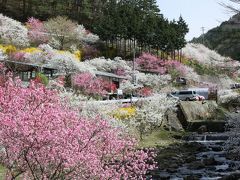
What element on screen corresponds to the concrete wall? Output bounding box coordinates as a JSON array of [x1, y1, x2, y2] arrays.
[[179, 101, 226, 131]]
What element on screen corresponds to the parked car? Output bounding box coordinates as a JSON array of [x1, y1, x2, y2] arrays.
[[176, 77, 187, 85], [230, 83, 240, 89], [167, 93, 180, 100], [168, 90, 197, 101]]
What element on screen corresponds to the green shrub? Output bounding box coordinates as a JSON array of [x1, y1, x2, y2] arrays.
[[188, 60, 218, 76], [36, 73, 49, 86]]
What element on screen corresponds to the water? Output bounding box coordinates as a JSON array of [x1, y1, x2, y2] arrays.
[[151, 132, 240, 180]]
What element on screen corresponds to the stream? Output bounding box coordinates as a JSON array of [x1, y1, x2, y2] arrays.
[[151, 132, 240, 180]]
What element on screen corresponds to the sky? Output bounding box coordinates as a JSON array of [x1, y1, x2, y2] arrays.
[[157, 0, 236, 41]]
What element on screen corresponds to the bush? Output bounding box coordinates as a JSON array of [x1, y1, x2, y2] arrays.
[[35, 73, 49, 86], [113, 106, 136, 120]]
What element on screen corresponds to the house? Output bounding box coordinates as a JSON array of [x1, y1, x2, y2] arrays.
[[0, 60, 58, 81], [94, 70, 128, 89]]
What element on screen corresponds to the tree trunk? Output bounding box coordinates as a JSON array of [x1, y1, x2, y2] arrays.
[[116, 38, 118, 56], [129, 39, 132, 54], [111, 40, 114, 48], [119, 38, 122, 55], [27, 0, 33, 17], [59, 36, 65, 50], [22, 0, 26, 17], [124, 39, 127, 58], [180, 49, 182, 62], [1, 0, 8, 10]]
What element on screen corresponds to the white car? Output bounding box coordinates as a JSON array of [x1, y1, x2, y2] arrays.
[[168, 90, 197, 101]]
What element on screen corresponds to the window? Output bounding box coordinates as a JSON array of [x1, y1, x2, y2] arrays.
[[178, 91, 195, 95], [179, 91, 191, 95]]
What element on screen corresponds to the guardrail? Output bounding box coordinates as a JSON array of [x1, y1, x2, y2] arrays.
[[93, 97, 151, 104]]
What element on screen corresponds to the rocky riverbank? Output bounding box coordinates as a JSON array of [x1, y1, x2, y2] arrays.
[[150, 132, 240, 180]]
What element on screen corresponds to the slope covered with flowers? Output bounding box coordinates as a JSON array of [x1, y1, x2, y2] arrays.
[[182, 43, 240, 67], [0, 65, 157, 179], [3, 13, 240, 179], [182, 43, 240, 88]]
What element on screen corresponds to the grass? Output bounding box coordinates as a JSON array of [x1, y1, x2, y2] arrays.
[[185, 60, 221, 76], [139, 128, 187, 148]]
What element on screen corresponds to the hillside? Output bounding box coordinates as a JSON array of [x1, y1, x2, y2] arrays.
[[191, 13, 240, 60], [2, 13, 240, 180]]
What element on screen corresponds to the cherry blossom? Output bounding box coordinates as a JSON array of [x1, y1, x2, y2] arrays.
[[26, 17, 49, 45], [0, 14, 29, 47], [73, 72, 116, 97], [0, 70, 156, 179]]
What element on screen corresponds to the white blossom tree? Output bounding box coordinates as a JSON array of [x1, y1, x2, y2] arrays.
[[182, 43, 231, 66], [87, 57, 132, 76], [0, 50, 6, 60], [136, 73, 172, 92], [44, 16, 79, 50], [44, 16, 99, 50], [76, 25, 99, 44], [120, 80, 143, 94], [218, 89, 240, 104], [0, 14, 29, 47], [128, 94, 178, 139]]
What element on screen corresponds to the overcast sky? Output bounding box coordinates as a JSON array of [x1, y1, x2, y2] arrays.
[[157, 0, 236, 40]]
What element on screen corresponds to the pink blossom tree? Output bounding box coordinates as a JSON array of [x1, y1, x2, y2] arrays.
[[11, 51, 26, 61], [0, 72, 156, 179], [136, 53, 188, 79], [137, 87, 153, 97], [26, 17, 49, 45], [114, 67, 126, 76], [164, 60, 187, 79], [135, 53, 166, 74], [73, 72, 117, 97]]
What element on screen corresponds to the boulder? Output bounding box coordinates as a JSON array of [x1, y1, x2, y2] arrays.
[[188, 161, 205, 170], [203, 157, 218, 166], [164, 110, 184, 131], [220, 173, 240, 180], [197, 125, 208, 134]]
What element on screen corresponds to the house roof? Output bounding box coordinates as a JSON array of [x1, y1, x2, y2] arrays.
[[1, 60, 129, 80], [0, 59, 57, 70], [94, 70, 128, 79]]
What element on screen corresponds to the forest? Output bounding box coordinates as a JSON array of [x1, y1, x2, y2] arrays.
[[0, 0, 189, 58]]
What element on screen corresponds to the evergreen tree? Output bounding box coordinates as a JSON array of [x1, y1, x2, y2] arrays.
[[1, 0, 189, 58], [175, 16, 189, 50]]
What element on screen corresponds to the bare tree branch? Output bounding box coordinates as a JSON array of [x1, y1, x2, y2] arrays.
[[219, 0, 240, 13]]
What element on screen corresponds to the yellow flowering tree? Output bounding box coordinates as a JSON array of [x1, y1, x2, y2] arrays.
[[113, 106, 136, 120]]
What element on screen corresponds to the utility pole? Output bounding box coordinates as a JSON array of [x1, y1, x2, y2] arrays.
[[131, 46, 137, 102], [132, 46, 136, 85], [201, 27, 205, 45]]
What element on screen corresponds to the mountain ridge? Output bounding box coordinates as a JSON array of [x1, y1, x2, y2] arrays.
[[191, 13, 240, 60]]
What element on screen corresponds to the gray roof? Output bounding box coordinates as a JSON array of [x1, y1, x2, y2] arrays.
[[94, 70, 128, 79], [0, 59, 57, 70]]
